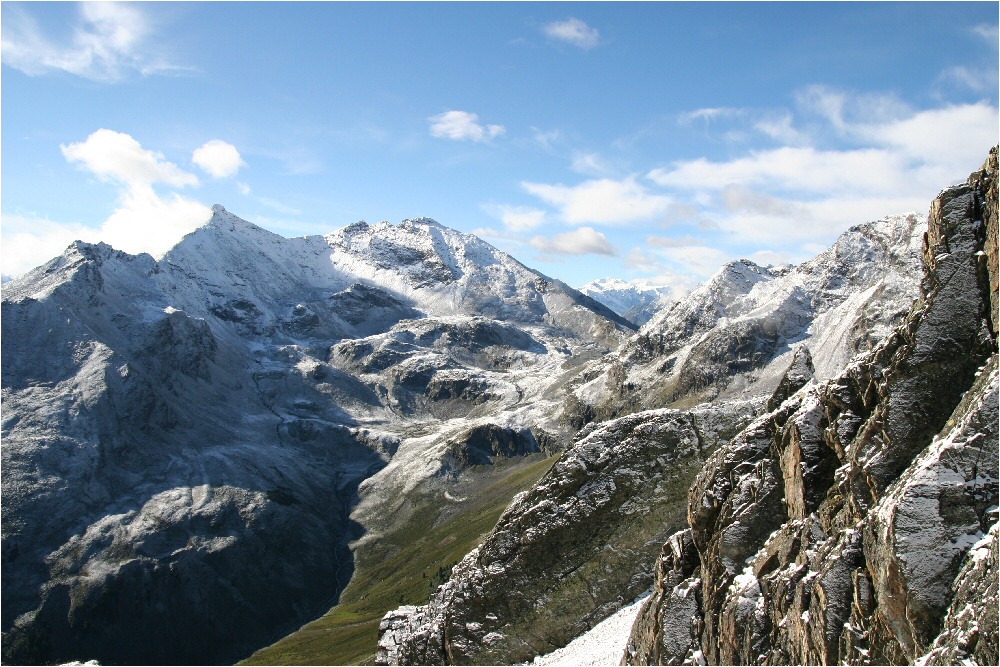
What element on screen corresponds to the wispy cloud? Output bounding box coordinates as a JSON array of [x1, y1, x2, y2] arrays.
[[646, 89, 998, 255], [429, 110, 505, 142], [935, 66, 996, 94], [972, 23, 999, 43], [678, 107, 746, 125], [192, 140, 246, 179], [752, 112, 806, 145], [1, 2, 184, 82], [543, 18, 600, 50], [530, 127, 563, 150], [623, 247, 705, 298], [570, 152, 613, 177], [522, 176, 671, 225], [530, 227, 616, 257]]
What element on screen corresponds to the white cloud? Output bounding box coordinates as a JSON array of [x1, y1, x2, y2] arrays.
[[750, 249, 794, 268], [623, 247, 706, 298], [936, 66, 995, 94], [92, 184, 212, 258], [719, 185, 805, 218], [530, 227, 617, 256], [678, 107, 745, 124], [643, 89, 997, 267], [531, 127, 563, 150], [570, 152, 613, 176], [857, 102, 998, 171], [2, 214, 94, 277], [1, 2, 182, 82], [522, 176, 671, 225], [972, 23, 999, 43], [647, 234, 713, 249], [62, 129, 199, 189], [429, 110, 505, 142], [753, 112, 805, 145], [2, 189, 211, 278], [543, 18, 600, 50], [655, 245, 732, 278], [192, 140, 246, 179], [482, 203, 546, 231], [651, 101, 997, 203], [648, 146, 912, 198]]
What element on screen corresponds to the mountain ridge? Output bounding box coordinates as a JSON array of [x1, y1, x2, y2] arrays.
[[376, 149, 999, 667], [3, 150, 997, 666], [1, 207, 631, 665]]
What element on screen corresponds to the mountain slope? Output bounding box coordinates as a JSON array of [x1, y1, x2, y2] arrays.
[[376, 148, 998, 667], [0, 209, 631, 665], [575, 212, 925, 422]]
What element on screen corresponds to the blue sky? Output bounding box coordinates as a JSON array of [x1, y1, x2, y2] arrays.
[[2, 2, 997, 292]]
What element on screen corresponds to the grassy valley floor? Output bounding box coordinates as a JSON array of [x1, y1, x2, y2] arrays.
[[241, 454, 556, 666]]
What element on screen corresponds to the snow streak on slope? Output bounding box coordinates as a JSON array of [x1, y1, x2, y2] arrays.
[[530, 591, 651, 666]]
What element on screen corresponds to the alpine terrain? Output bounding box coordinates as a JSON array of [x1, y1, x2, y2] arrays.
[[2, 147, 997, 667], [1, 212, 633, 664], [376, 149, 998, 665], [578, 278, 674, 326]]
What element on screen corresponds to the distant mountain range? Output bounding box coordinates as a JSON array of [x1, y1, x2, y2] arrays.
[[577, 277, 674, 326], [3, 149, 996, 667]]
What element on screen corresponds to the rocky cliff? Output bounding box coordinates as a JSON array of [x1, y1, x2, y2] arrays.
[[624, 147, 998, 666], [377, 400, 758, 665]]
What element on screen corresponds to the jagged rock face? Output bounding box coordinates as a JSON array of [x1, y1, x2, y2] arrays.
[[377, 402, 759, 666], [0, 210, 631, 665], [624, 148, 999, 666], [580, 213, 925, 419]]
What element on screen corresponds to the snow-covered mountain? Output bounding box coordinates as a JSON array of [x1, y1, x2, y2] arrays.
[[0, 208, 632, 665], [4, 148, 998, 667], [577, 277, 674, 326], [377, 149, 999, 667], [570, 212, 926, 423]]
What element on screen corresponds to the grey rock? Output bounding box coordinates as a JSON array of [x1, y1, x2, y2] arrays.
[[377, 404, 757, 665]]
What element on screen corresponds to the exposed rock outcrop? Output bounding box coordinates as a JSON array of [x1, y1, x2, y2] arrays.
[[624, 147, 999, 666]]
